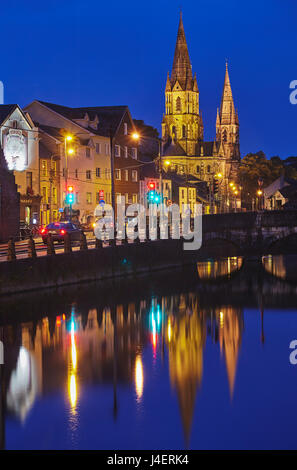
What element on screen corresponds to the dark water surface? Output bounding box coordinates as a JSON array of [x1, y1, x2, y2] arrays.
[[1, 255, 297, 450]]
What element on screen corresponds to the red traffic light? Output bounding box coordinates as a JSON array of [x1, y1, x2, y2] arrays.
[[147, 181, 156, 190]]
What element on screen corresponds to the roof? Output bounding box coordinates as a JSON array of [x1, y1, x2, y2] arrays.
[[37, 124, 64, 141], [37, 101, 130, 137], [196, 141, 218, 156], [163, 139, 187, 157]]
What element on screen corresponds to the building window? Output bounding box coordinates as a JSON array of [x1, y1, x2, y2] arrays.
[[124, 123, 128, 135], [105, 168, 110, 179], [52, 187, 57, 204], [75, 169, 78, 179], [132, 194, 138, 204], [105, 143, 110, 155], [41, 160, 47, 177], [86, 147, 91, 158], [124, 146, 128, 158], [96, 143, 101, 154], [196, 165, 200, 173], [124, 170, 129, 181], [26, 172, 32, 190], [96, 168, 101, 178], [115, 145, 121, 157], [86, 192, 92, 204], [116, 193, 121, 204], [182, 125, 186, 138], [42, 187, 47, 203], [131, 170, 138, 182], [176, 96, 181, 112], [223, 129, 227, 142], [86, 170, 91, 179], [115, 169, 121, 180], [125, 193, 129, 204], [131, 148, 137, 159], [207, 165, 211, 173]]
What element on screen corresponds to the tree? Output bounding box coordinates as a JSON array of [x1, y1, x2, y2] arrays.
[[239, 151, 297, 208]]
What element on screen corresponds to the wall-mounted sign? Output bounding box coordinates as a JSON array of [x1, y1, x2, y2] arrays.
[[4, 129, 27, 171]]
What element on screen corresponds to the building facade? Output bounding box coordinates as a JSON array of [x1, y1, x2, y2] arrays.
[[161, 13, 241, 212]]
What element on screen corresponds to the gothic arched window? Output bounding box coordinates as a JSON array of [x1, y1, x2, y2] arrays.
[[176, 96, 181, 112], [223, 129, 227, 142], [207, 165, 211, 173], [172, 125, 176, 139], [182, 125, 186, 138]]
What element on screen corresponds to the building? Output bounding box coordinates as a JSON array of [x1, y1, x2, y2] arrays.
[[0, 104, 42, 225], [0, 148, 19, 242], [264, 175, 297, 210], [161, 13, 240, 212], [25, 101, 140, 222]]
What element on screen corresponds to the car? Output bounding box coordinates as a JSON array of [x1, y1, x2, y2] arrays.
[[41, 222, 83, 244]]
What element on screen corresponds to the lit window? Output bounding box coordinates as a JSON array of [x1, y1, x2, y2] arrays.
[[124, 146, 128, 158], [124, 123, 128, 135], [115, 145, 121, 157], [132, 170, 138, 182], [86, 170, 91, 179], [115, 169, 121, 180], [132, 194, 138, 204], [41, 160, 47, 177], [105, 143, 110, 155], [86, 192, 92, 204], [124, 170, 129, 181], [131, 148, 137, 159]]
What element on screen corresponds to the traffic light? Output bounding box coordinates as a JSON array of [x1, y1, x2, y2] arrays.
[[213, 179, 219, 194], [66, 185, 75, 204], [147, 181, 156, 191]]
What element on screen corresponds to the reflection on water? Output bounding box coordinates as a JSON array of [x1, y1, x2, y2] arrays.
[[2, 254, 297, 449], [197, 257, 243, 280], [263, 254, 297, 281]]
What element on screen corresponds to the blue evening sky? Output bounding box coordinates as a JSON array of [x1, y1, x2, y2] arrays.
[[1, 0, 296, 158]]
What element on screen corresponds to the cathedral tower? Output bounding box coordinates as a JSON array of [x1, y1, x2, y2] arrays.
[[162, 12, 203, 156], [216, 63, 240, 160]]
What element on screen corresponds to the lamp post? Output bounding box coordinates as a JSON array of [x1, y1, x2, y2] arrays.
[[132, 132, 163, 200]]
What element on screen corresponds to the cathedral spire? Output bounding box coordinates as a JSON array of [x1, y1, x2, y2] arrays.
[[171, 12, 192, 89], [219, 62, 236, 125]]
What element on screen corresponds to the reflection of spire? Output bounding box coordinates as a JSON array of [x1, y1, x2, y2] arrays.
[[167, 313, 205, 446], [218, 308, 243, 398]]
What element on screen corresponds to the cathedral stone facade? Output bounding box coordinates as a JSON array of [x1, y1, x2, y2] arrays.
[[162, 13, 240, 210]]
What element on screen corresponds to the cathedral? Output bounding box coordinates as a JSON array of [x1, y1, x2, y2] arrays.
[[162, 13, 241, 211]]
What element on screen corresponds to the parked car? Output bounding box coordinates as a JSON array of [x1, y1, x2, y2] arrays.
[[40, 222, 83, 244]]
